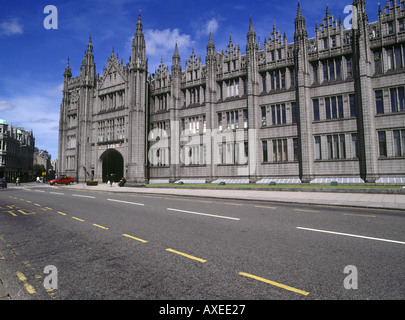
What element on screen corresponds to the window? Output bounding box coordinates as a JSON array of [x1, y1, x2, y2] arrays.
[[390, 87, 404, 112], [293, 138, 298, 161], [243, 78, 247, 95], [327, 134, 346, 159], [339, 134, 346, 159], [281, 70, 286, 89], [399, 19, 404, 32], [387, 48, 394, 70], [395, 46, 403, 69], [313, 99, 320, 121], [346, 57, 352, 78], [261, 106, 267, 126], [313, 64, 318, 84], [327, 136, 334, 159], [270, 104, 286, 125], [391, 88, 398, 112], [226, 80, 239, 98], [271, 139, 288, 162], [349, 94, 357, 117], [243, 109, 248, 128], [262, 140, 268, 162], [375, 90, 384, 114], [262, 74, 267, 92], [290, 68, 295, 87], [351, 133, 359, 158], [393, 129, 405, 157], [218, 113, 222, 130], [323, 61, 328, 80], [315, 136, 322, 160], [378, 131, 387, 157], [325, 96, 343, 119], [225, 110, 240, 129], [388, 22, 394, 35], [291, 102, 297, 124], [338, 96, 344, 118]]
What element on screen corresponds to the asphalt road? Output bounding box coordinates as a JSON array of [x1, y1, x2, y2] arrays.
[[0, 183, 404, 303]]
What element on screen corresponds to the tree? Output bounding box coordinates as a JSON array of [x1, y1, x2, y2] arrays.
[[33, 164, 46, 178]]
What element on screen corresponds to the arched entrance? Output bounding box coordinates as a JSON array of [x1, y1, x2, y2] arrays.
[[100, 149, 124, 183]]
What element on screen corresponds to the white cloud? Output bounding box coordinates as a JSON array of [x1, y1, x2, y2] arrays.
[[0, 100, 15, 111], [0, 84, 61, 158], [145, 28, 193, 57], [142, 28, 194, 72], [205, 18, 219, 35], [0, 18, 23, 36]]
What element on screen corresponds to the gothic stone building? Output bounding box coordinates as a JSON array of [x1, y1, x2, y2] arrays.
[[58, 1, 405, 185]]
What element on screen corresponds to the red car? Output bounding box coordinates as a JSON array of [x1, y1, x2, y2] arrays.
[[48, 176, 74, 186]]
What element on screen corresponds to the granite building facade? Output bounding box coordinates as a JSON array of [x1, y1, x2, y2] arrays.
[[58, 0, 405, 184], [0, 119, 35, 182]]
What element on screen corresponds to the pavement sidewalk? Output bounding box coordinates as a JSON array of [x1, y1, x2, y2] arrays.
[[60, 183, 405, 211]]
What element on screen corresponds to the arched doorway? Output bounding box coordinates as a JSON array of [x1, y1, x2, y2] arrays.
[[100, 149, 124, 183]]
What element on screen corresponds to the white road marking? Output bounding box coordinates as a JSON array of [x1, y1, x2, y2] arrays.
[[297, 227, 405, 245], [167, 208, 240, 221], [107, 199, 145, 206], [72, 194, 95, 199]]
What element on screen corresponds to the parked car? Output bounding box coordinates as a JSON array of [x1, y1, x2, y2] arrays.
[[48, 176, 74, 186], [0, 178, 7, 188]]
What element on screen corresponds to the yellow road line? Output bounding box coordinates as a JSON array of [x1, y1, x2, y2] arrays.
[[224, 203, 243, 206], [239, 272, 309, 296], [57, 211, 67, 216], [34, 203, 41, 207], [294, 209, 320, 213], [166, 248, 206, 263], [6, 210, 17, 217], [93, 224, 109, 230], [72, 217, 85, 222], [123, 234, 148, 243], [18, 209, 35, 215], [16, 272, 36, 294], [343, 213, 376, 218]]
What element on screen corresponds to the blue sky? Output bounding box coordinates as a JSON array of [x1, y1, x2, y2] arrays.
[[0, 0, 380, 159]]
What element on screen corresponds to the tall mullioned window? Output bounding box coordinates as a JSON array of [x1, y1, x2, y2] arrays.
[[375, 90, 384, 114], [378, 131, 387, 157], [315, 136, 321, 160], [390, 87, 405, 112], [327, 134, 346, 159], [262, 140, 268, 162], [393, 129, 405, 157], [325, 96, 344, 119], [313, 99, 320, 121]]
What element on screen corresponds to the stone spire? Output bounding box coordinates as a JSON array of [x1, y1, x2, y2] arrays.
[[64, 58, 72, 79], [80, 35, 96, 82], [131, 10, 146, 68]]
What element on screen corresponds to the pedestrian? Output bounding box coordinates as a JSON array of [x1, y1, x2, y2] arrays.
[[16, 177, 20, 185]]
